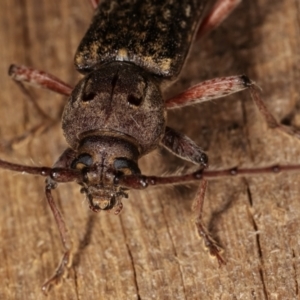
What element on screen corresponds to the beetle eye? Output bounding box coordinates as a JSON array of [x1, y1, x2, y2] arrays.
[[71, 153, 93, 169], [114, 158, 140, 175]]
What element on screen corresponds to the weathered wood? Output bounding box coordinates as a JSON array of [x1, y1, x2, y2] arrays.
[[0, 0, 299, 299]]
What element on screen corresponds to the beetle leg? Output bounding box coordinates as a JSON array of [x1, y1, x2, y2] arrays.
[[9, 64, 73, 96], [166, 76, 300, 139], [193, 180, 225, 266], [89, 0, 100, 9], [116, 163, 300, 266], [161, 126, 208, 167], [197, 0, 241, 38], [3, 65, 73, 150], [0, 150, 80, 293], [116, 163, 300, 265], [166, 75, 249, 109], [41, 180, 73, 295], [249, 86, 300, 139]]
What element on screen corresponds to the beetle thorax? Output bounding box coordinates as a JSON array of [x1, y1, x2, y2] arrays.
[[62, 62, 166, 155]]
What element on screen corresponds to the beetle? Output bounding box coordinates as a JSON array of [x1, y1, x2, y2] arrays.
[[2, 0, 300, 294]]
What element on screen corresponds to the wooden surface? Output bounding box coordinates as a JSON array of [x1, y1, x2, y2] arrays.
[[0, 0, 300, 299]]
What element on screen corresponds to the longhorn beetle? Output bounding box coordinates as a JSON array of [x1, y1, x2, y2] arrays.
[[2, 0, 300, 294]]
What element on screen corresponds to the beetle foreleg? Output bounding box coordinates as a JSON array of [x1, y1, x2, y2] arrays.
[[161, 126, 208, 168], [41, 180, 73, 295]]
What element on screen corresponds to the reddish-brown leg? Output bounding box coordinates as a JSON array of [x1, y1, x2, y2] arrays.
[[161, 126, 208, 167], [197, 0, 241, 38], [166, 75, 249, 109], [0, 149, 80, 294], [166, 76, 300, 139], [89, 0, 99, 9], [5, 65, 73, 149], [41, 182, 73, 295], [193, 180, 225, 266], [115, 163, 300, 265], [41, 149, 79, 293], [250, 87, 300, 139], [9, 65, 73, 96]]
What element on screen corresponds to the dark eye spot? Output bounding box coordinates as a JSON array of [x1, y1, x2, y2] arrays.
[[82, 91, 97, 102], [127, 94, 142, 106], [71, 153, 93, 169]]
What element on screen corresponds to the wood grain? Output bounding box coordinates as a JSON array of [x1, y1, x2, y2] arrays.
[[0, 0, 300, 299]]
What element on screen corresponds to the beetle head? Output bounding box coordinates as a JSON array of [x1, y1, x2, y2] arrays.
[[71, 135, 140, 214]]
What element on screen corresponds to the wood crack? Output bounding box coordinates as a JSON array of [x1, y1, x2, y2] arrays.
[[73, 267, 80, 300], [245, 181, 269, 300], [159, 199, 187, 300], [119, 217, 141, 300], [292, 249, 299, 296]]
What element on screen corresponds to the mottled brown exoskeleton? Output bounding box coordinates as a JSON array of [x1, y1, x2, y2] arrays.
[[4, 0, 300, 293]]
